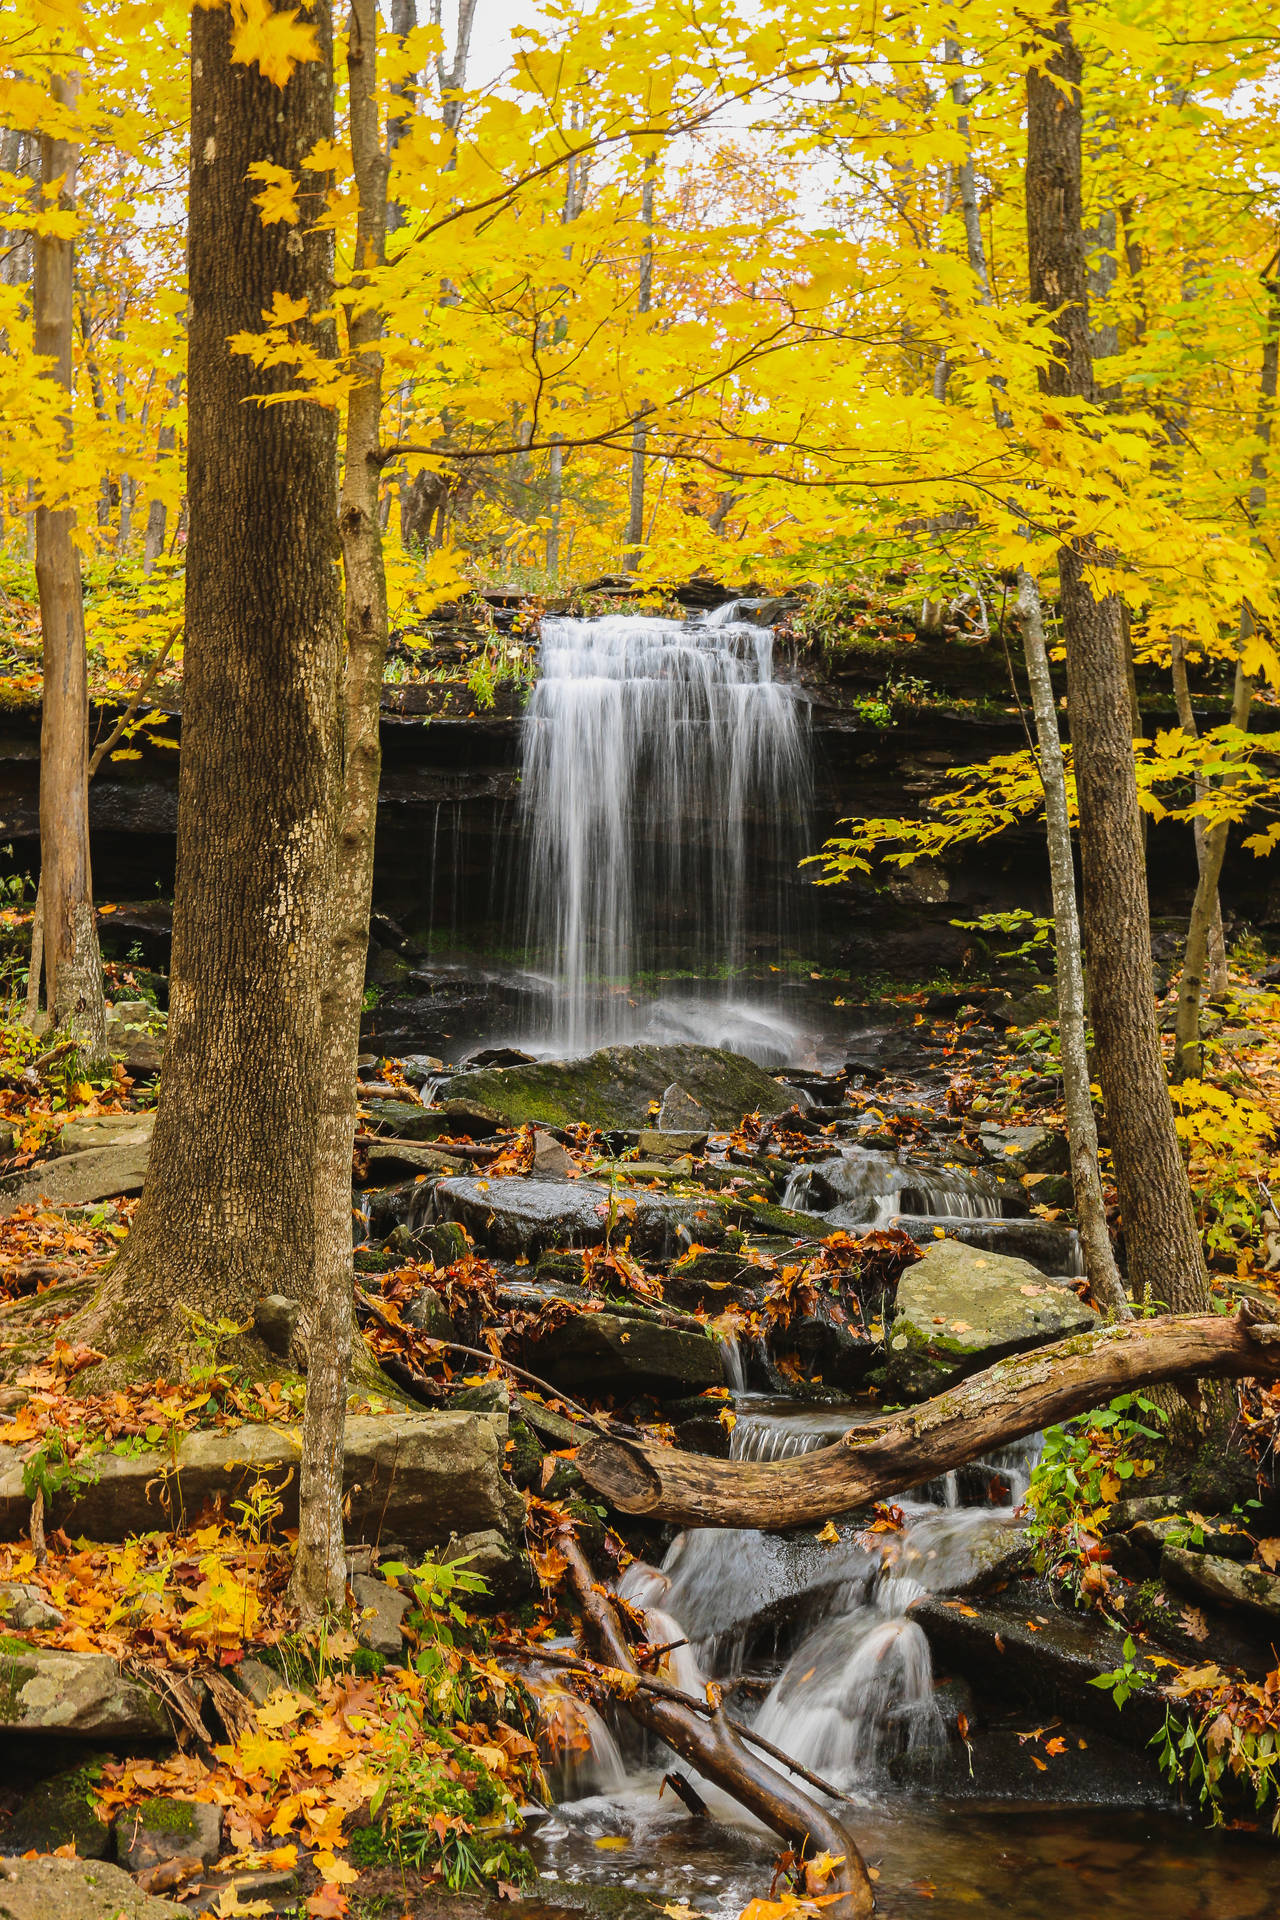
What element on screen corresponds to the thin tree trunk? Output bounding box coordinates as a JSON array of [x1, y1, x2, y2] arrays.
[[1168, 629, 1227, 1000], [574, 1305, 1280, 1529], [624, 154, 655, 570], [33, 73, 106, 1057], [1025, 2, 1206, 1315], [76, 1, 342, 1366], [1015, 571, 1127, 1315], [144, 375, 182, 574], [1171, 276, 1278, 1079], [292, 0, 390, 1619]]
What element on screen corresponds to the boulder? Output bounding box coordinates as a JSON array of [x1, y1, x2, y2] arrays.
[[0, 1580, 65, 1632], [351, 1574, 410, 1659], [530, 1130, 574, 1178], [658, 1082, 708, 1130], [105, 1002, 166, 1075], [520, 1308, 722, 1400], [0, 1412, 522, 1551], [882, 1238, 1098, 1399], [977, 1123, 1070, 1176], [441, 1043, 795, 1130], [0, 1642, 170, 1739], [0, 1143, 151, 1219], [0, 1855, 184, 1919], [252, 1294, 300, 1357], [118, 1797, 222, 1873], [637, 1127, 707, 1160], [882, 1214, 1081, 1276], [1160, 1546, 1280, 1624], [55, 1111, 154, 1155], [1, 1765, 114, 1859]]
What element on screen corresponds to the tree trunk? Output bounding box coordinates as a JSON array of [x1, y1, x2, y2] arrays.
[[292, 0, 390, 1619], [1025, 4, 1206, 1314], [33, 73, 106, 1055], [143, 375, 182, 575], [1168, 628, 1227, 1007], [1171, 276, 1278, 1079], [562, 1536, 873, 1918], [574, 1306, 1280, 1529], [1014, 571, 1127, 1315], [76, 2, 342, 1367]]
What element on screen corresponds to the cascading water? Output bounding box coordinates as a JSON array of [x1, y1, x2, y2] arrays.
[[518, 605, 812, 1056], [782, 1147, 1006, 1224]]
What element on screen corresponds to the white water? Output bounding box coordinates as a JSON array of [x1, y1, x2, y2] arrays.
[[782, 1147, 1006, 1224], [518, 606, 811, 1056]]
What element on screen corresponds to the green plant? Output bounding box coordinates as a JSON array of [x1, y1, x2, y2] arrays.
[[1089, 1635, 1151, 1708], [1026, 1394, 1167, 1595], [951, 908, 1055, 964]]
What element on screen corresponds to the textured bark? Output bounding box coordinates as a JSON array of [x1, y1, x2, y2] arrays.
[[33, 73, 106, 1056], [1015, 571, 1126, 1315], [77, 4, 342, 1362], [563, 1537, 873, 1918], [1025, 5, 1206, 1313], [143, 376, 183, 574], [1168, 629, 1227, 1009], [574, 1308, 1280, 1530], [292, 0, 390, 1619]]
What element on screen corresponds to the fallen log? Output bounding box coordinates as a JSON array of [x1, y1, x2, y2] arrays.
[[574, 1306, 1280, 1529], [561, 1535, 874, 1920]]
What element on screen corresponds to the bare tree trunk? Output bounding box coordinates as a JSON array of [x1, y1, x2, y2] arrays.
[[1015, 572, 1127, 1314], [1168, 629, 1227, 997], [1171, 275, 1278, 1079], [292, 0, 390, 1619], [624, 154, 655, 570], [575, 1305, 1280, 1529], [76, 0, 342, 1368], [143, 375, 182, 574], [33, 73, 106, 1056], [562, 1537, 873, 1918], [1025, 3, 1206, 1315]]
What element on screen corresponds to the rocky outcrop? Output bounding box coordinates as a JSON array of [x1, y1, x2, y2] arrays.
[[0, 1412, 522, 1550], [1161, 1546, 1280, 1624], [881, 1238, 1098, 1398], [518, 1307, 723, 1401], [442, 1044, 796, 1130], [0, 1855, 185, 1919], [0, 1643, 170, 1740], [0, 1142, 151, 1218]]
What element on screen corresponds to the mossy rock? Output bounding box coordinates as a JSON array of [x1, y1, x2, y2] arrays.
[[2, 1763, 113, 1860], [443, 1043, 796, 1130]]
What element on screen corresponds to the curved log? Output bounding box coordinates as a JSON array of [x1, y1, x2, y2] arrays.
[[575, 1307, 1280, 1530], [562, 1536, 874, 1920]]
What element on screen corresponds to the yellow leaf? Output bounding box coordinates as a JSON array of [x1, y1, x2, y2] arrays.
[[312, 1851, 359, 1885], [815, 1521, 839, 1546], [594, 1836, 629, 1849], [228, 0, 321, 88], [262, 291, 309, 327], [246, 161, 300, 227]]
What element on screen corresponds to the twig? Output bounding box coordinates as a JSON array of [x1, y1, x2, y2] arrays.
[[88, 625, 181, 778]]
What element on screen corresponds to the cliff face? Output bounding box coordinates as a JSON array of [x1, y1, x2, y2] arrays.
[[0, 625, 1272, 999]]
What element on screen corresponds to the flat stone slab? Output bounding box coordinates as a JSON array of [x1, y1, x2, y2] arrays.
[[434, 1173, 824, 1260], [0, 1411, 522, 1549], [443, 1043, 795, 1130], [1161, 1546, 1280, 1624], [0, 1855, 183, 1918], [882, 1214, 1082, 1278], [0, 1642, 169, 1739], [521, 1308, 723, 1400], [0, 1143, 151, 1218], [883, 1237, 1098, 1398]]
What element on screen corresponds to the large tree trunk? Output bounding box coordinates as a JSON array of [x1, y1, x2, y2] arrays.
[[1014, 571, 1126, 1315], [77, 3, 342, 1366], [573, 1306, 1280, 1530], [32, 74, 106, 1056], [292, 0, 390, 1619], [1025, 4, 1207, 1314]]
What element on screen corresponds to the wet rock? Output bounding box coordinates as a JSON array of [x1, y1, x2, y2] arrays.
[[361, 1098, 443, 1139], [402, 1284, 455, 1341], [1160, 1547, 1280, 1623], [105, 1001, 166, 1074], [465, 1046, 537, 1068], [399, 1053, 444, 1085], [977, 1124, 1070, 1176], [0, 1412, 522, 1552], [0, 1143, 151, 1219], [364, 1141, 465, 1180], [436, 1175, 609, 1257], [0, 1855, 185, 1918], [882, 1213, 1080, 1275], [442, 1043, 794, 1130], [364, 1179, 437, 1241], [351, 1574, 410, 1659], [252, 1294, 300, 1357], [1, 1764, 114, 1859], [0, 1643, 170, 1739], [118, 1797, 222, 1873], [637, 1128, 707, 1159], [890, 1720, 1176, 1805], [941, 1521, 1033, 1595], [409, 1220, 470, 1267], [530, 1130, 574, 1179], [519, 1309, 722, 1400], [882, 1238, 1098, 1399]]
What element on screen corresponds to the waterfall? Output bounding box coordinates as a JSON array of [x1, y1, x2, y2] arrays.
[[518, 606, 811, 1056]]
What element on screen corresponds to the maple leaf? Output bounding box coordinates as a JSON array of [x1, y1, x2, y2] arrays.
[[246, 162, 301, 228], [1179, 1605, 1210, 1643], [228, 0, 322, 88]]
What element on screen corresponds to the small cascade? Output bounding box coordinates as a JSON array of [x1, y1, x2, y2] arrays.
[[783, 1148, 1005, 1225], [753, 1611, 943, 1779], [521, 1663, 630, 1799], [517, 606, 812, 1056], [717, 1330, 747, 1392]]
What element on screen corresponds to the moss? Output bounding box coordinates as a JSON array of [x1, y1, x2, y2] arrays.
[[349, 1822, 394, 1868], [136, 1795, 199, 1835], [350, 1647, 387, 1678]]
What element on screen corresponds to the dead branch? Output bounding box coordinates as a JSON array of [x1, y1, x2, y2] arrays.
[[561, 1534, 874, 1919], [573, 1306, 1280, 1529]]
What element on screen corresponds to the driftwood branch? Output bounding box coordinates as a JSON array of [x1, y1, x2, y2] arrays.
[[574, 1307, 1280, 1529], [562, 1535, 874, 1919]]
